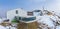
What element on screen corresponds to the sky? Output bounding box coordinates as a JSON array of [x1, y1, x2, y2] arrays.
[[0, 0, 60, 18]]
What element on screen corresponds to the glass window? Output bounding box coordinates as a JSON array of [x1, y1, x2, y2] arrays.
[[16, 10, 18, 14], [27, 12, 33, 16]]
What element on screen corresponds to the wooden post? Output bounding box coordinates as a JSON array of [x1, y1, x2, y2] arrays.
[[17, 21, 38, 29]]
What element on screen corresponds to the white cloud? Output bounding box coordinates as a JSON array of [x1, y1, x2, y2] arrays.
[[29, 0, 47, 3], [42, 0, 60, 12], [29, 0, 60, 11]]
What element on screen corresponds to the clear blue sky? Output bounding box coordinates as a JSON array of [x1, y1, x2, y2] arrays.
[[0, 0, 60, 18]]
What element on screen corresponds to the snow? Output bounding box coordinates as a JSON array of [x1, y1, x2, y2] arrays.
[[0, 25, 6, 29], [56, 26, 60, 29], [36, 12, 60, 29], [0, 15, 57, 29], [10, 27, 17, 29], [49, 15, 58, 22], [0, 25, 17, 29], [1, 9, 60, 29], [37, 15, 55, 29], [0, 19, 3, 23], [55, 13, 60, 17], [5, 26, 17, 29]]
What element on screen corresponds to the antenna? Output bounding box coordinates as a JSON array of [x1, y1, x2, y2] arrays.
[[42, 6, 45, 10]]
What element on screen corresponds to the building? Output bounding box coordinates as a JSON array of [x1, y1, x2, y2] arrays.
[[7, 8, 27, 22], [33, 10, 43, 16], [7, 8, 41, 29]]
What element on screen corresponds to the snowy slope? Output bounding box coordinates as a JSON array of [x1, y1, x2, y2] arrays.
[[0, 25, 6, 29], [0, 25, 17, 29], [37, 15, 55, 29], [56, 26, 60, 29], [0, 9, 60, 29], [0, 18, 4, 23]]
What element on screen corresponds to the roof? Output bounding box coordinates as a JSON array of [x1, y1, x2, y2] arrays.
[[7, 8, 27, 13]]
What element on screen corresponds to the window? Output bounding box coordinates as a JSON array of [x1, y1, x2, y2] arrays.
[[16, 10, 18, 14], [19, 17, 21, 20], [27, 12, 33, 16]]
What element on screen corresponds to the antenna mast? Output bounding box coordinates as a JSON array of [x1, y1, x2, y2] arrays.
[[42, 6, 45, 10]]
